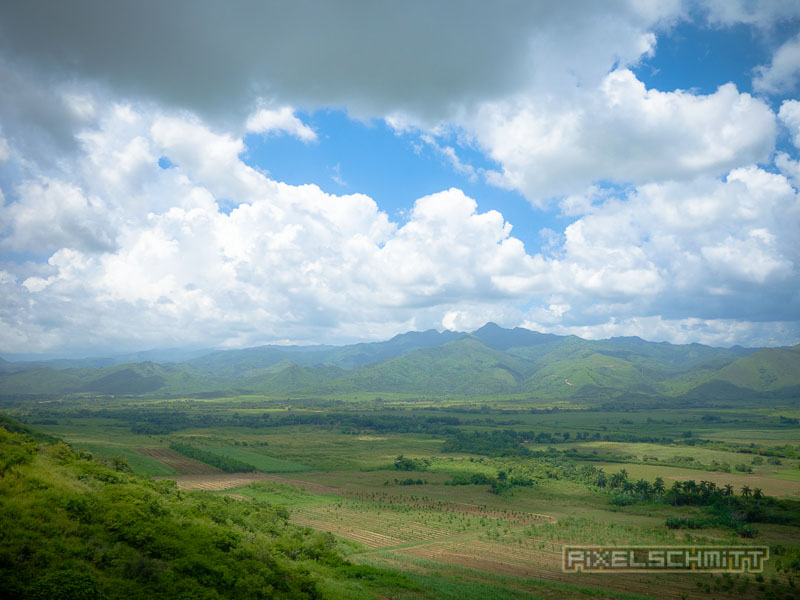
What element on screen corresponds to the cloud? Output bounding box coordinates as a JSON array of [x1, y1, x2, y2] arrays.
[[703, 0, 800, 28], [534, 167, 799, 333], [463, 70, 775, 203], [330, 163, 346, 187], [245, 106, 317, 142], [0, 107, 553, 353], [0, 1, 684, 127], [753, 33, 800, 95], [1, 3, 798, 353], [779, 99, 800, 148], [775, 152, 800, 189], [418, 134, 478, 182], [1, 178, 116, 253], [521, 315, 799, 349], [2, 104, 797, 354]]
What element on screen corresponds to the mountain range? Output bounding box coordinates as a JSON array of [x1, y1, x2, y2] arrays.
[[2, 323, 799, 405]]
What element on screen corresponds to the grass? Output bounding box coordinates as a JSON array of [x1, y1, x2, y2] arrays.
[[570, 440, 760, 465], [360, 550, 653, 600], [176, 428, 445, 471], [201, 445, 312, 472], [226, 481, 334, 507], [773, 469, 800, 482], [71, 443, 178, 476]]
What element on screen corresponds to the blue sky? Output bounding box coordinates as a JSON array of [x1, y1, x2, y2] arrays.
[[241, 112, 553, 252], [0, 1, 799, 356], [239, 15, 799, 258]]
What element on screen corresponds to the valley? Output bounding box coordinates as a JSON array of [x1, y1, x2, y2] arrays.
[[2, 325, 799, 599]]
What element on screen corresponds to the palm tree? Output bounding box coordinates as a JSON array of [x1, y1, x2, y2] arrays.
[[653, 477, 665, 499], [741, 485, 752, 499], [609, 472, 626, 489], [666, 481, 682, 506], [753, 488, 763, 500], [634, 479, 651, 500]]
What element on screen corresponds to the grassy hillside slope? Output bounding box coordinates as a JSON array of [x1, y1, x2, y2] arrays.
[[313, 337, 531, 395], [0, 417, 413, 600], [711, 346, 800, 391]]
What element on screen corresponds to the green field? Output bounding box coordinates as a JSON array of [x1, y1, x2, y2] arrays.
[[3, 393, 800, 599], [71, 442, 179, 476], [201, 445, 312, 472]]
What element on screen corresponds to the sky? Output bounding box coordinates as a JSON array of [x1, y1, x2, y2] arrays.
[[0, 0, 799, 358]]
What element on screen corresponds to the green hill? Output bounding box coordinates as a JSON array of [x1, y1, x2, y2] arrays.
[[0, 325, 796, 401], [313, 337, 531, 395], [524, 351, 655, 397], [0, 416, 413, 599], [243, 363, 346, 393], [707, 346, 800, 391]]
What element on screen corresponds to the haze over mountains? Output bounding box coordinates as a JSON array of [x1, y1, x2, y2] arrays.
[[2, 324, 799, 404]]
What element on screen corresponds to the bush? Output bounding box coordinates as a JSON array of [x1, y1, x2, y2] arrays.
[[610, 494, 636, 506], [30, 570, 106, 600], [666, 517, 709, 529]]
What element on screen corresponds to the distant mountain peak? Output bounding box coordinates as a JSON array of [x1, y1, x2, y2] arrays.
[[473, 322, 503, 332], [470, 323, 559, 350]]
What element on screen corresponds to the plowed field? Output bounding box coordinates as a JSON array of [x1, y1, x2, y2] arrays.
[[136, 448, 220, 475]]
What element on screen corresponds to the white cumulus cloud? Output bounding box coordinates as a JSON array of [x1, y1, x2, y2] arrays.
[[460, 70, 775, 204], [245, 106, 317, 142], [753, 33, 800, 95]]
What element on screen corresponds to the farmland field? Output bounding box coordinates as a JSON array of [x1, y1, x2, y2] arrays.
[[4, 393, 800, 599], [200, 445, 312, 472], [136, 447, 220, 475]]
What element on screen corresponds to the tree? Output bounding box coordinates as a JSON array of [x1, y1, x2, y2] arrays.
[[0, 429, 35, 478], [652, 477, 665, 499], [609, 472, 626, 489], [634, 479, 651, 500], [741, 485, 752, 499]]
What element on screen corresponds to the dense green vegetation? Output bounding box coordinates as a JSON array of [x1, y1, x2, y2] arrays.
[[0, 417, 420, 599], [169, 442, 259, 473]]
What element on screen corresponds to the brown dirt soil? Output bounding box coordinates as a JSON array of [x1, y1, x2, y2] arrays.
[[166, 472, 274, 490], [159, 471, 344, 492]]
